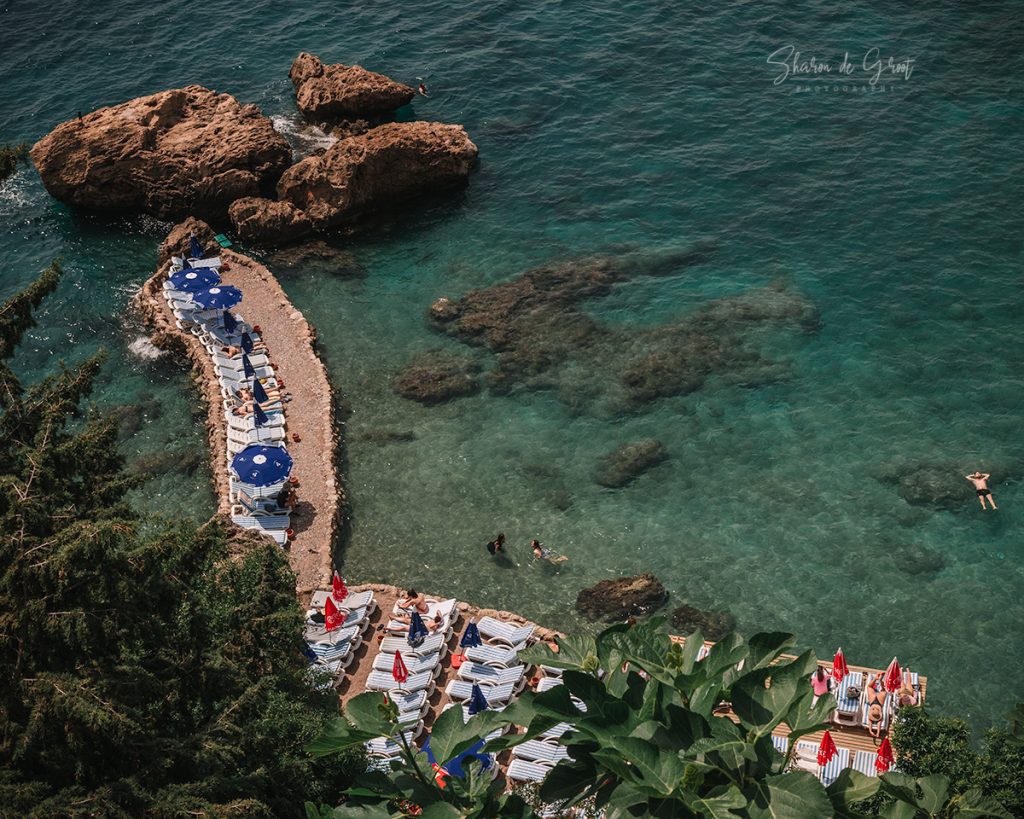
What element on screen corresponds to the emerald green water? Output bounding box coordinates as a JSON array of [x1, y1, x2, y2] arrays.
[[1, 0, 1021, 730]]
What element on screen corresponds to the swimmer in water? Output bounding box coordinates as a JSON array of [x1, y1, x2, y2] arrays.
[[965, 471, 997, 510], [531, 539, 568, 563], [418, 83, 428, 96]]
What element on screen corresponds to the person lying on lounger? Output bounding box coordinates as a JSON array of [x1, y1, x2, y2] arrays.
[[221, 341, 268, 357], [897, 669, 921, 707], [392, 609, 445, 632], [864, 671, 888, 738], [396, 588, 431, 614]]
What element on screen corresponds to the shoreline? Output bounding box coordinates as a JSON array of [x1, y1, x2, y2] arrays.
[[136, 223, 339, 594]]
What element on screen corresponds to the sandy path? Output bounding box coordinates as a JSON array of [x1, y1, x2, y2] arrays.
[[137, 228, 338, 594]]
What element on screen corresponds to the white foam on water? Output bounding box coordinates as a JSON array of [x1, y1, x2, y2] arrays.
[[128, 336, 166, 361], [270, 115, 337, 159]]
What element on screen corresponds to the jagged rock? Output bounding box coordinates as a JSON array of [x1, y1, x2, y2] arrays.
[[594, 439, 668, 488], [392, 350, 479, 404], [229, 197, 313, 244], [158, 217, 219, 266], [289, 52, 414, 122], [576, 573, 668, 621], [229, 121, 477, 244], [31, 86, 291, 220], [671, 604, 737, 641]]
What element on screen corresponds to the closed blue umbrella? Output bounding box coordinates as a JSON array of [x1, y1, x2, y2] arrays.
[[252, 378, 270, 404], [223, 310, 238, 333], [191, 286, 242, 310], [467, 682, 490, 716], [230, 444, 292, 486], [253, 402, 269, 428], [460, 620, 482, 650], [408, 611, 429, 648], [240, 331, 254, 354], [169, 268, 220, 291], [242, 354, 256, 379], [189, 234, 205, 259]]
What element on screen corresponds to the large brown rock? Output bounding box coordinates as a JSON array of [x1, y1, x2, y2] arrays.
[[232, 122, 477, 243], [290, 52, 414, 122], [229, 197, 313, 244], [31, 86, 291, 221], [576, 573, 668, 622], [158, 217, 218, 266]]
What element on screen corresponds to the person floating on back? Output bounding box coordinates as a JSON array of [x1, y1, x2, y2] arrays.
[[965, 470, 997, 510], [486, 533, 506, 556], [418, 83, 428, 97], [531, 538, 568, 563]]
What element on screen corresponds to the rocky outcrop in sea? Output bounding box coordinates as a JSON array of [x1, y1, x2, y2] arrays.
[[31, 86, 290, 221], [575, 573, 668, 621], [290, 52, 414, 123]]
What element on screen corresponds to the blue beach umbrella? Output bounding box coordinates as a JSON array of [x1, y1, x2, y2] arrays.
[[408, 611, 429, 648], [423, 736, 491, 779], [223, 310, 238, 333], [231, 444, 292, 486], [242, 354, 256, 379], [252, 378, 270, 404], [189, 234, 205, 259], [467, 682, 490, 716], [191, 285, 242, 310], [240, 331, 254, 354], [460, 620, 482, 650], [169, 268, 220, 291], [253, 402, 269, 429]]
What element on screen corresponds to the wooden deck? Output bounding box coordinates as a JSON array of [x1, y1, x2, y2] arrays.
[[672, 635, 928, 756]]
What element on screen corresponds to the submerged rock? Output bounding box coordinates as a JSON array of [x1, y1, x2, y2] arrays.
[[576, 573, 668, 621], [594, 439, 669, 488], [392, 350, 480, 404], [671, 604, 737, 641], [231, 122, 478, 243], [131, 449, 204, 477], [360, 428, 418, 444], [290, 52, 414, 122], [31, 86, 290, 220], [110, 396, 164, 441], [891, 543, 946, 576]]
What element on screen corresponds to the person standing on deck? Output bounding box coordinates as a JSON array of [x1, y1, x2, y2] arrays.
[[965, 471, 997, 510]]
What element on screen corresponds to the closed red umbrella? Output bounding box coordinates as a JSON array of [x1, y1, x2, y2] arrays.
[[884, 657, 902, 693], [832, 648, 849, 683], [331, 571, 348, 604], [324, 597, 344, 632], [392, 650, 409, 685], [876, 737, 894, 773], [817, 730, 838, 766]]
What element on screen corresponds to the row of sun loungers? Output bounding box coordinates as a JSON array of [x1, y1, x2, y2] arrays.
[[161, 253, 295, 545], [302, 591, 377, 687]]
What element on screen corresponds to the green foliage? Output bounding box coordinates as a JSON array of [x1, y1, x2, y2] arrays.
[[311, 620, 1014, 817], [0, 265, 359, 816], [0, 141, 29, 182]]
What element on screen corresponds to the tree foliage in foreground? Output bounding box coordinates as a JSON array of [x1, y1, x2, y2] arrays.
[[0, 263, 361, 817], [308, 620, 1012, 818]]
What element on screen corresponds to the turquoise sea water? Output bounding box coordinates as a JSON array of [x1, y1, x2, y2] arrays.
[[1, 1, 1022, 730]]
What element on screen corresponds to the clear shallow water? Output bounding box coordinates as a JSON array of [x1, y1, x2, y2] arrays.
[[2, 1, 1022, 730]]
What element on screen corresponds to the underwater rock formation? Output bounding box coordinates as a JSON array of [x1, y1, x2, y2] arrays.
[[576, 573, 668, 622], [670, 604, 737, 641], [392, 350, 480, 404], [594, 439, 669, 488]]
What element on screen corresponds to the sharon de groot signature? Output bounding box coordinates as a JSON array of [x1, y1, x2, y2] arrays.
[[767, 45, 916, 86]]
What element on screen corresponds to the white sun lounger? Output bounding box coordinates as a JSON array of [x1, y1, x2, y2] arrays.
[[771, 735, 789, 755], [310, 589, 377, 613], [832, 672, 864, 726], [380, 633, 448, 657], [365, 729, 421, 758], [227, 411, 286, 431], [464, 644, 521, 667], [512, 739, 572, 764], [820, 747, 850, 787], [228, 426, 286, 446], [445, 679, 516, 706], [308, 639, 356, 664], [476, 617, 535, 647], [304, 607, 370, 641], [536, 676, 563, 693], [458, 662, 527, 687], [372, 651, 442, 676], [540, 723, 575, 741], [852, 749, 878, 777], [506, 758, 553, 783], [384, 598, 459, 636], [387, 690, 429, 715], [365, 670, 436, 696], [304, 623, 360, 646], [231, 515, 288, 545]]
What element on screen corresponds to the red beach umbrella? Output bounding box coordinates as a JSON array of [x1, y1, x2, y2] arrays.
[[832, 648, 849, 683], [331, 571, 348, 604], [324, 597, 344, 632], [392, 651, 409, 685], [884, 657, 902, 693], [817, 730, 838, 766], [876, 737, 894, 773]]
